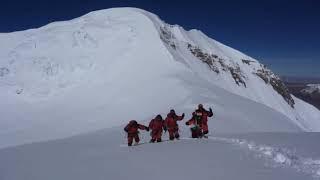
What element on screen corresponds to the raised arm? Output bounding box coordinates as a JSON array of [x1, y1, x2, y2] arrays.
[[207, 108, 213, 117], [176, 113, 185, 121]]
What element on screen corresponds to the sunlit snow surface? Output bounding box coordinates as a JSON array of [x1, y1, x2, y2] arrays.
[[1, 130, 320, 180], [0, 8, 319, 149]]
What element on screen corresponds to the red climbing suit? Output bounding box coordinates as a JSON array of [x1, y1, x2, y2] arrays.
[[124, 120, 148, 146], [149, 115, 165, 142], [164, 110, 184, 140], [186, 105, 213, 138]]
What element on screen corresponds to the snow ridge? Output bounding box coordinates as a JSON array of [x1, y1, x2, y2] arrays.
[[142, 10, 320, 131]]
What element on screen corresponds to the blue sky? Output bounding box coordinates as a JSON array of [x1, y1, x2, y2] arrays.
[[1, 0, 319, 77]]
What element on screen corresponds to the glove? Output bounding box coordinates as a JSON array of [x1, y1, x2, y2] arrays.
[[209, 108, 213, 113], [182, 113, 185, 118], [124, 128, 128, 133], [163, 126, 167, 132], [146, 127, 150, 132], [185, 122, 189, 125]]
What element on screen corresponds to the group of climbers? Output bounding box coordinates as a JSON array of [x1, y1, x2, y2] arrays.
[[124, 104, 213, 146]]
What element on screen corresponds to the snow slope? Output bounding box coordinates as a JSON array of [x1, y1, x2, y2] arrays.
[[1, 129, 320, 180], [0, 8, 319, 148]]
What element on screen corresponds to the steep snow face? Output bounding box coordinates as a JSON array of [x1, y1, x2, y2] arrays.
[[138, 9, 320, 131], [0, 8, 319, 148]]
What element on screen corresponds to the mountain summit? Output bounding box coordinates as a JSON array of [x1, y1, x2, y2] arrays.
[[0, 8, 319, 148]]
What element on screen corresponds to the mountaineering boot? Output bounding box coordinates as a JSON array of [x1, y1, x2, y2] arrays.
[[175, 133, 180, 140]]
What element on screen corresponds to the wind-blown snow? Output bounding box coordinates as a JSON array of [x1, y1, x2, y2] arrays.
[[0, 7, 319, 148]]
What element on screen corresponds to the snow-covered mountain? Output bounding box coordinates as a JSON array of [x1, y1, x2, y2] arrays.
[[0, 7, 320, 148], [301, 84, 320, 95]]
